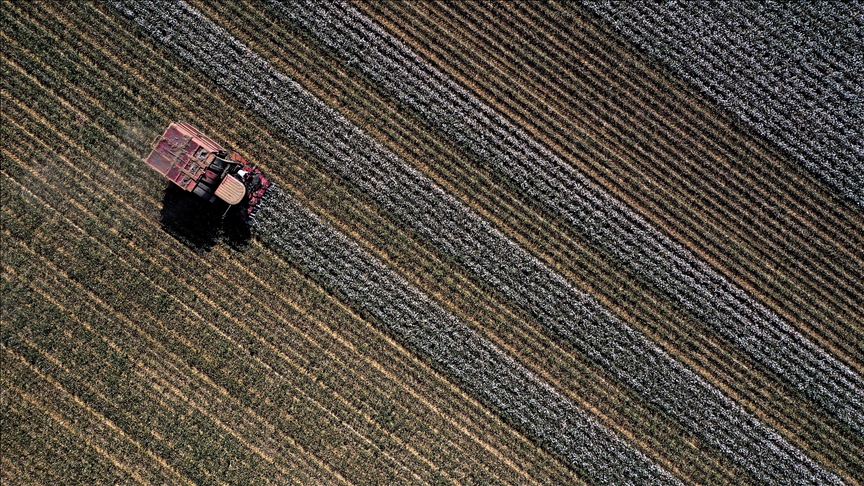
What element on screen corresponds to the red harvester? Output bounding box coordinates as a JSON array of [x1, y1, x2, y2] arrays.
[[144, 122, 270, 220]]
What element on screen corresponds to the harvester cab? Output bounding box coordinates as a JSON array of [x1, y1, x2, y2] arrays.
[[144, 122, 270, 220]]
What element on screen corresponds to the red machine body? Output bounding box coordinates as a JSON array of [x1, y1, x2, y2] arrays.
[[144, 122, 270, 220]]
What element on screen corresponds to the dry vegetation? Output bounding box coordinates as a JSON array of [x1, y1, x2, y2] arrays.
[[2, 1, 861, 485]]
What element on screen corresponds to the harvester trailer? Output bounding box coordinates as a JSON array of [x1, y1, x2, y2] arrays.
[[144, 122, 270, 220]]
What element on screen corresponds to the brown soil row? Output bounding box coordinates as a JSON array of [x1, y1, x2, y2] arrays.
[[1, 235, 339, 484], [0, 342, 181, 485]]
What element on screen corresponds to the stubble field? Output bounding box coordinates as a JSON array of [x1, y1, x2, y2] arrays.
[[2, 1, 862, 484]]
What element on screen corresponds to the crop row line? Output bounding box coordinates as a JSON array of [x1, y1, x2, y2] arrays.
[[190, 2, 745, 482], [1, 6, 572, 478], [412, 0, 864, 338], [1, 338, 171, 485], [0, 368, 140, 483], [285, 0, 863, 440]]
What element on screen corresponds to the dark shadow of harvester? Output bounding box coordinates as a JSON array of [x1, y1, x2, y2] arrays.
[[159, 184, 251, 253], [145, 122, 270, 253]]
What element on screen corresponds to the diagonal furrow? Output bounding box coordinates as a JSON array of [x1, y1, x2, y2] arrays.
[[277, 0, 864, 438], [584, 1, 864, 207], [114, 0, 848, 482], [252, 185, 677, 484]]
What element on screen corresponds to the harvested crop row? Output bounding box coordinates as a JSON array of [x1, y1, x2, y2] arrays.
[[1, 10, 591, 482], [585, 1, 864, 207], [0, 159, 365, 483], [1, 256, 327, 484], [285, 0, 864, 442], [0, 202, 318, 484], [391, 0, 864, 353], [0, 96, 556, 486], [113, 0, 847, 482], [0, 5, 588, 480]]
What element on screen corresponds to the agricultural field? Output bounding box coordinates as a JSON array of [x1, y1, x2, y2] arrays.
[[2, 1, 861, 485]]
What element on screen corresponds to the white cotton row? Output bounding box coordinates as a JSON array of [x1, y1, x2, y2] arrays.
[[276, 0, 864, 442], [113, 1, 680, 483], [113, 0, 850, 482], [585, 0, 864, 206], [252, 186, 679, 485]]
